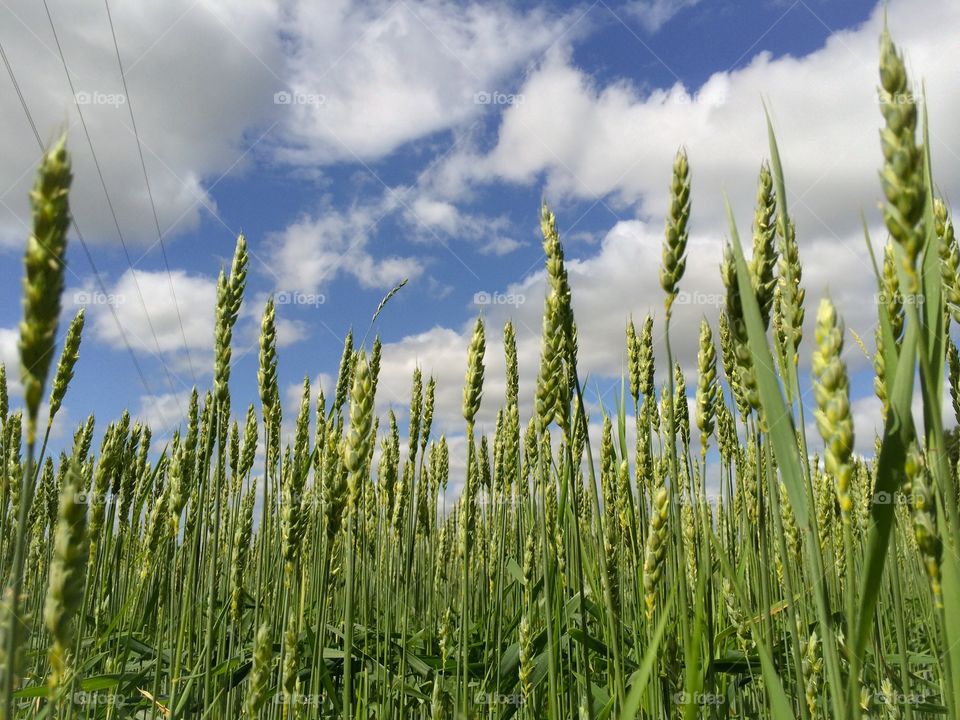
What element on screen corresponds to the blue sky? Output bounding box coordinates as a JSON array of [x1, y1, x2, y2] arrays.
[[0, 0, 956, 478]]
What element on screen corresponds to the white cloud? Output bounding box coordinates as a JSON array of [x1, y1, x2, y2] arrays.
[[272, 1, 574, 164], [134, 390, 194, 435], [0, 0, 282, 248], [266, 206, 424, 295], [0, 328, 21, 397], [237, 292, 310, 354], [6, 0, 954, 506], [428, 0, 960, 250], [350, 0, 960, 447], [274, 317, 309, 348], [368, 208, 886, 448], [427, 276, 454, 300], [76, 269, 217, 378], [627, 0, 702, 33], [820, 388, 954, 457], [480, 236, 523, 256], [278, 372, 334, 444], [0, 326, 75, 435], [0, 0, 578, 253], [0, 328, 17, 364], [374, 326, 486, 430], [411, 198, 460, 234], [284, 372, 333, 413], [403, 192, 524, 255]]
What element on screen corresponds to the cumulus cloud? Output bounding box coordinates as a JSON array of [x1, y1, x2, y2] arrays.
[[75, 268, 217, 381], [368, 205, 889, 450], [0, 0, 570, 252], [134, 390, 195, 435], [410, 198, 461, 235], [0, 0, 282, 248], [0, 325, 75, 437], [272, 1, 576, 164], [284, 372, 334, 412], [354, 0, 960, 454], [7, 0, 954, 508], [0, 328, 21, 396], [427, 0, 960, 247], [626, 0, 702, 34], [404, 194, 524, 255], [265, 206, 424, 295], [815, 389, 954, 458]]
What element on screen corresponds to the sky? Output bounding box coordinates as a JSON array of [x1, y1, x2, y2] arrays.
[[0, 0, 957, 491]]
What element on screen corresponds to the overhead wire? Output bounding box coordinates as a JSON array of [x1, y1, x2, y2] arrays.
[[0, 34, 168, 420], [102, 0, 198, 383], [41, 0, 188, 414]]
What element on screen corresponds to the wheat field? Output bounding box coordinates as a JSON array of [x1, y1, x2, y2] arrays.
[[0, 25, 957, 720]]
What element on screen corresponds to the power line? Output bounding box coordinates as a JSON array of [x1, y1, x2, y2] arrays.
[[102, 0, 198, 384], [41, 0, 187, 415], [0, 34, 167, 420]]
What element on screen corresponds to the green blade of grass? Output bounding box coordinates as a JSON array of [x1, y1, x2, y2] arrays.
[[622, 581, 678, 718], [712, 539, 794, 719], [725, 196, 847, 717]]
